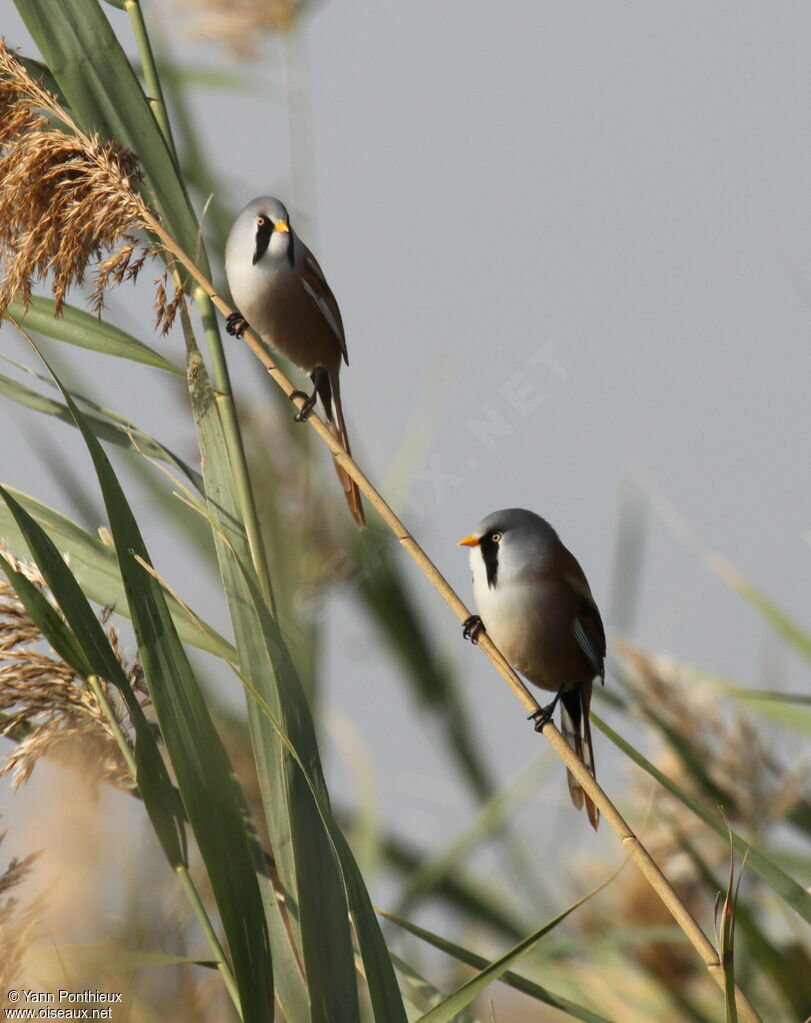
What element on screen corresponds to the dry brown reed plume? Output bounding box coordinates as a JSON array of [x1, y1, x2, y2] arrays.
[[0, 547, 147, 790], [172, 0, 307, 57], [618, 640, 805, 829], [0, 41, 183, 331], [577, 641, 804, 991], [0, 831, 40, 1001]]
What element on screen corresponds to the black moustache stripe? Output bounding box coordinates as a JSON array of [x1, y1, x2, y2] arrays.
[[480, 534, 499, 589], [253, 218, 273, 265]]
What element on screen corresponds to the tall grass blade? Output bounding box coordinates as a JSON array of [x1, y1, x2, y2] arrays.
[[0, 367, 200, 489], [26, 944, 216, 974], [338, 810, 529, 941], [388, 951, 481, 1023], [4, 296, 181, 374], [186, 336, 409, 1021], [708, 556, 811, 666], [716, 847, 744, 1023], [606, 470, 648, 633], [0, 486, 186, 868], [720, 687, 811, 735], [677, 828, 805, 1021], [396, 753, 551, 916], [185, 339, 359, 1022], [0, 485, 232, 659], [0, 548, 90, 677], [381, 909, 613, 1023], [29, 344, 274, 1023]]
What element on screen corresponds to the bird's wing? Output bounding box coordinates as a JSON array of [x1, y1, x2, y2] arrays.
[[299, 244, 349, 365], [572, 609, 605, 681], [560, 549, 606, 682]]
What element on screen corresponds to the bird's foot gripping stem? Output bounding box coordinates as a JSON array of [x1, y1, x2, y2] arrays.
[[529, 687, 564, 732], [462, 614, 484, 644], [225, 312, 247, 338], [291, 389, 318, 422], [292, 368, 326, 422]]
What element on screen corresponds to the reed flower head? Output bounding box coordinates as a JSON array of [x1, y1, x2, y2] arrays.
[[574, 640, 806, 990], [0, 546, 148, 789], [172, 0, 308, 58], [617, 640, 805, 829], [0, 41, 182, 331], [0, 831, 41, 999]]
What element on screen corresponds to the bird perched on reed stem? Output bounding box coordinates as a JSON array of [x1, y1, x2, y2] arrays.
[[460, 508, 604, 829], [225, 196, 365, 526]]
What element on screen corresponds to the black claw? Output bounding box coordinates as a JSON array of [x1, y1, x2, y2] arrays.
[[226, 311, 247, 338], [529, 686, 564, 732], [290, 389, 317, 421], [462, 614, 484, 644], [529, 707, 553, 732], [291, 368, 326, 422]]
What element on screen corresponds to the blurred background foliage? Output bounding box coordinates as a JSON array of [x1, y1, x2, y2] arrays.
[[0, 1, 808, 1021]]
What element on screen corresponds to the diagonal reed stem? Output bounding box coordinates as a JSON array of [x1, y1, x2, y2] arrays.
[[142, 213, 763, 1023]]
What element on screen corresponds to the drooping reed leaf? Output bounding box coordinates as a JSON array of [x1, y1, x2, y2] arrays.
[[26, 944, 217, 974], [0, 548, 91, 677], [0, 486, 186, 868], [396, 753, 551, 916], [381, 909, 613, 1023], [720, 689, 811, 735], [366, 823, 526, 941], [227, 633, 413, 1023], [185, 338, 354, 1022], [185, 334, 408, 1022], [0, 369, 201, 490], [4, 296, 181, 374], [531, 926, 687, 960], [30, 345, 274, 1022], [0, 485, 232, 659], [710, 558, 811, 666], [388, 951, 481, 1023], [593, 713, 811, 925]]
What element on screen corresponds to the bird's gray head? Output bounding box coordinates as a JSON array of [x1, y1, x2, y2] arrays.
[[459, 508, 559, 589], [231, 196, 295, 269]]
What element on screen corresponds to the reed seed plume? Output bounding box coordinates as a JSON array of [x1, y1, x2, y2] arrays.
[[617, 639, 805, 828], [572, 640, 806, 991], [0, 831, 41, 999], [0, 40, 184, 330], [0, 547, 148, 789], [172, 0, 306, 57]]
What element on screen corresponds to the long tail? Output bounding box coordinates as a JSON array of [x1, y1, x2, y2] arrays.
[[559, 683, 599, 830], [326, 372, 365, 527]]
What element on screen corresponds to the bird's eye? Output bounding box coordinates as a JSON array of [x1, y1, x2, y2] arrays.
[[256, 215, 267, 227], [490, 532, 502, 543]]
